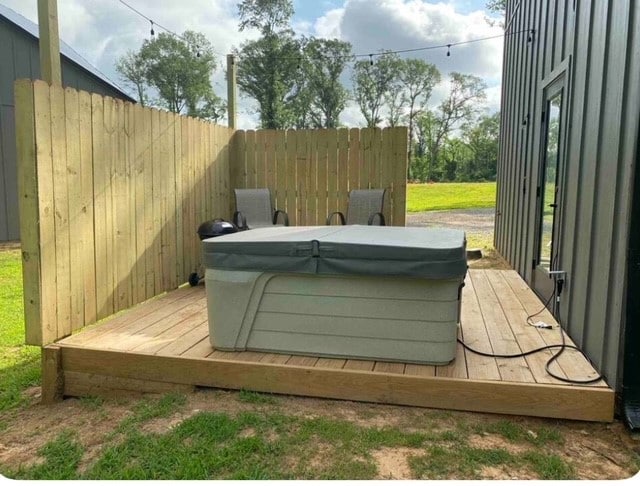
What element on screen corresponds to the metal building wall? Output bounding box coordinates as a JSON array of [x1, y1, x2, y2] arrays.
[[0, 17, 131, 241], [495, 0, 640, 389]]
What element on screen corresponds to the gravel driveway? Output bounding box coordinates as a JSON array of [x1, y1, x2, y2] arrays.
[[406, 207, 495, 233]]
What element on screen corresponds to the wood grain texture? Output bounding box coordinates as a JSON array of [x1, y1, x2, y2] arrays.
[[58, 345, 614, 422], [41, 346, 63, 403], [230, 127, 407, 228], [54, 270, 614, 421], [22, 81, 232, 345]]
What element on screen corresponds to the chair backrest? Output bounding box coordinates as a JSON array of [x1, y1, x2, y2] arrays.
[[234, 189, 274, 227], [346, 189, 386, 225]]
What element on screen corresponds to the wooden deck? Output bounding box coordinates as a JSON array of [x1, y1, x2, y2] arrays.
[[49, 269, 614, 422]]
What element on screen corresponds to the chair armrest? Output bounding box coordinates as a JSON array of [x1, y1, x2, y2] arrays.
[[233, 211, 248, 230], [326, 212, 346, 225], [273, 209, 289, 226], [368, 212, 386, 226]]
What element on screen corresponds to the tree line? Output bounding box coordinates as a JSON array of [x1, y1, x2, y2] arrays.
[[116, 0, 499, 182]]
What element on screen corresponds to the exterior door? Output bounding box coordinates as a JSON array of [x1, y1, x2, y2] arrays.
[[532, 78, 565, 305]]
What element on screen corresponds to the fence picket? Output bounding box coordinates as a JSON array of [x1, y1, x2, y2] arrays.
[[20, 81, 406, 346]]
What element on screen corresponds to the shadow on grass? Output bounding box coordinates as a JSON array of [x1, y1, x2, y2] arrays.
[[0, 346, 41, 413]]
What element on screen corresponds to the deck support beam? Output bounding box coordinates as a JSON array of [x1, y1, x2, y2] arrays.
[[58, 346, 615, 422], [41, 345, 64, 403]]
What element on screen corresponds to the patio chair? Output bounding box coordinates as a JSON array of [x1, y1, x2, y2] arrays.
[[233, 188, 289, 230], [326, 189, 386, 226]]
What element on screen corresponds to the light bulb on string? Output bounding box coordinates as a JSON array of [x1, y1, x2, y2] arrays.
[[369, 54, 374, 66], [446, 44, 451, 57], [150, 20, 155, 36], [527, 29, 535, 43]]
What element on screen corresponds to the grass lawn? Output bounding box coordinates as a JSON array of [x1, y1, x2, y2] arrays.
[[407, 182, 496, 212], [2, 390, 607, 480], [0, 250, 40, 414]]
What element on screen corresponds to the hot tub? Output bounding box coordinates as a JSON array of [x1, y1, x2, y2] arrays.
[[203, 225, 467, 365]]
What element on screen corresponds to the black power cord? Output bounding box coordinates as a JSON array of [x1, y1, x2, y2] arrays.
[[458, 276, 604, 385]]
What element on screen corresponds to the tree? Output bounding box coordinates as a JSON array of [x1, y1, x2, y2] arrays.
[[302, 38, 353, 128], [116, 31, 225, 121], [116, 50, 148, 106], [461, 112, 500, 181], [397, 59, 441, 166], [415, 73, 487, 181], [235, 0, 302, 129], [486, 0, 506, 14], [235, 33, 301, 129], [139, 31, 216, 114], [238, 0, 294, 35], [486, 0, 506, 28], [352, 52, 400, 127]]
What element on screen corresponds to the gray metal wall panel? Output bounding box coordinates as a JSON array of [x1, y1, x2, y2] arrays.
[[497, 0, 640, 389], [0, 22, 15, 105], [0, 105, 8, 240], [1, 105, 17, 239], [605, 0, 640, 389]]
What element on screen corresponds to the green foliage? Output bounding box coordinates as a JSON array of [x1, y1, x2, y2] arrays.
[[116, 31, 225, 121], [300, 38, 353, 128], [352, 52, 400, 127], [486, 0, 506, 14], [407, 182, 496, 212], [238, 0, 294, 35], [115, 51, 148, 105], [235, 0, 301, 129], [413, 73, 488, 182], [236, 32, 302, 129], [0, 250, 40, 412]]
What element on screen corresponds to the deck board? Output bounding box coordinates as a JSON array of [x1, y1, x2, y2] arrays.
[[54, 270, 614, 421]]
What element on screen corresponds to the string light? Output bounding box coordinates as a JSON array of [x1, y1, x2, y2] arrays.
[[232, 28, 532, 64], [117, 0, 224, 57], [116, 1, 532, 65]]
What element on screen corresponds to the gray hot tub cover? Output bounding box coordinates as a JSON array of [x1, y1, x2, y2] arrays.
[[202, 225, 467, 279]]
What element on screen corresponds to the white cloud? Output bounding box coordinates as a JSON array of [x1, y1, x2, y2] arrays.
[[0, 0, 502, 127], [316, 0, 503, 80]]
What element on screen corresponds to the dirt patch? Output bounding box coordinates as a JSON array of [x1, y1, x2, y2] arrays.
[[479, 465, 536, 480], [372, 446, 421, 479], [468, 433, 531, 455], [407, 208, 495, 233]]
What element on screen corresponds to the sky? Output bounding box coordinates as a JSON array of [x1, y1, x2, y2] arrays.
[[0, 0, 504, 128]]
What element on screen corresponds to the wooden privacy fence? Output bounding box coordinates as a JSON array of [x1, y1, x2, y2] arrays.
[[16, 80, 233, 346], [17, 80, 408, 346], [231, 127, 408, 227]]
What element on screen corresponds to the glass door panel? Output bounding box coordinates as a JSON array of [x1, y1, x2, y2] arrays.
[[538, 94, 562, 270]]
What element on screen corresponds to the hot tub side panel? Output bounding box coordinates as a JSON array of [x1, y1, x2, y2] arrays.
[[206, 269, 463, 364]]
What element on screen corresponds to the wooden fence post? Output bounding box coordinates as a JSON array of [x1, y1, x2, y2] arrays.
[[227, 54, 237, 130], [37, 0, 62, 85]]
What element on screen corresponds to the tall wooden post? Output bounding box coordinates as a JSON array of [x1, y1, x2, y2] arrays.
[[37, 0, 62, 85], [227, 54, 237, 130]]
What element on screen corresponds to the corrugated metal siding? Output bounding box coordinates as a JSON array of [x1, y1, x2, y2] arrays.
[[0, 17, 131, 241], [496, 0, 640, 389]]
